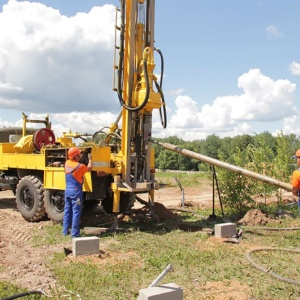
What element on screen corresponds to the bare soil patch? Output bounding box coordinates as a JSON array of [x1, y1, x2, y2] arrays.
[[0, 186, 295, 298], [0, 186, 213, 295]]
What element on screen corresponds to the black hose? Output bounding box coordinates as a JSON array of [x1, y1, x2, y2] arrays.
[[2, 290, 44, 300], [154, 48, 164, 88], [117, 1, 150, 112], [117, 0, 125, 108], [118, 59, 150, 112], [241, 225, 300, 231], [154, 80, 167, 128], [245, 247, 300, 285], [154, 47, 167, 128], [104, 132, 122, 145]]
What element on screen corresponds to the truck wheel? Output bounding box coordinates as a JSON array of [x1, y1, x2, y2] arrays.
[[44, 190, 65, 223], [16, 175, 45, 222]]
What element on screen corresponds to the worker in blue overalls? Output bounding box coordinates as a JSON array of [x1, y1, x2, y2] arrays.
[[62, 147, 92, 238]]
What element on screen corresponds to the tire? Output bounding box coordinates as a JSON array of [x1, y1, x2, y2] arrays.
[[44, 189, 65, 223], [101, 180, 113, 213], [16, 175, 45, 222]]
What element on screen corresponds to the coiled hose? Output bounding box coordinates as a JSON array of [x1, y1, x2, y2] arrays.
[[245, 247, 300, 285], [241, 225, 300, 284]]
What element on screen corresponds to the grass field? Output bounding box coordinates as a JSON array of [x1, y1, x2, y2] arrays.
[[1, 172, 300, 299]]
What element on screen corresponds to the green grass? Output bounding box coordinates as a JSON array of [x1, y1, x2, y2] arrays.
[[1, 172, 300, 299], [45, 219, 300, 300], [0, 282, 26, 299], [6, 208, 298, 300], [155, 170, 211, 188], [2, 216, 300, 299]]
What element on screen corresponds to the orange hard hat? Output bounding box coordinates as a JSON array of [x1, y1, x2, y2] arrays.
[[68, 147, 81, 159], [293, 149, 300, 159], [295, 149, 300, 157]]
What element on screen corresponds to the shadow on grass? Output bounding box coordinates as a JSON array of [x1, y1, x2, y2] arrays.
[[80, 204, 226, 237]]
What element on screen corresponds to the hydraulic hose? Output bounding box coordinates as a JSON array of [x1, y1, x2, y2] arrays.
[[2, 290, 45, 300], [104, 132, 122, 145], [242, 225, 300, 284], [117, 1, 167, 125], [154, 80, 167, 128], [116, 0, 125, 108], [91, 126, 110, 142], [154, 47, 167, 128], [117, 1, 150, 112], [245, 247, 300, 285], [154, 48, 164, 87], [241, 226, 300, 231], [118, 59, 150, 112]]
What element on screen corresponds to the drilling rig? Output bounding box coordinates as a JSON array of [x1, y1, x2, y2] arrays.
[[0, 0, 167, 222], [0, 0, 293, 224]]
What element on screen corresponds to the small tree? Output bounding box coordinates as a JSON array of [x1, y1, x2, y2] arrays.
[[245, 134, 276, 201], [273, 132, 296, 201], [218, 149, 256, 215]]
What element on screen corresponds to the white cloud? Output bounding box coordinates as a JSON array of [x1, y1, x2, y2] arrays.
[[266, 24, 282, 38], [289, 61, 300, 76], [166, 88, 184, 97], [0, 67, 297, 142], [0, 2, 298, 142], [0, 1, 117, 114], [282, 115, 300, 136], [153, 69, 297, 140], [3, 111, 120, 141], [169, 95, 202, 128]]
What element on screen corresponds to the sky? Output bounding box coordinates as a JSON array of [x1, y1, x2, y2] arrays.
[[0, 0, 300, 141]]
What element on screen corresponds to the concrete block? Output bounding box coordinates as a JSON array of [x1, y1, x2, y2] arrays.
[[214, 223, 236, 238], [138, 283, 183, 300], [72, 236, 99, 257]]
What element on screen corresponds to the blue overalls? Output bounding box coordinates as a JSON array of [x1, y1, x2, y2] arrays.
[[63, 163, 83, 237]]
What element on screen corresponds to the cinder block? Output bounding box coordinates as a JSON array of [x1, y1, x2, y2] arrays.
[[214, 223, 236, 238], [72, 236, 99, 257], [138, 283, 183, 300]]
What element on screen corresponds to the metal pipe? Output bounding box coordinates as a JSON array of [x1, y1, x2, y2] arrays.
[[150, 140, 292, 192], [148, 264, 173, 287]]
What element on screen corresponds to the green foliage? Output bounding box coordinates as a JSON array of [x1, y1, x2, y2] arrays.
[[201, 134, 222, 159], [6, 207, 300, 300], [245, 132, 277, 197], [0, 283, 25, 299], [218, 149, 256, 214], [156, 150, 180, 170], [273, 132, 297, 200], [155, 171, 210, 188], [153, 131, 298, 215]]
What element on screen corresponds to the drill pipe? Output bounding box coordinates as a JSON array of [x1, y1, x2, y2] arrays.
[[150, 140, 292, 192]]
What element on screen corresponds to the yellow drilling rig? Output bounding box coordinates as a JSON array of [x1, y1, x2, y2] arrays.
[[0, 0, 167, 222], [0, 0, 293, 223]]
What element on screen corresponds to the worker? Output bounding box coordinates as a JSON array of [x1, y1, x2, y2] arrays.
[[291, 149, 300, 196], [62, 147, 92, 237]]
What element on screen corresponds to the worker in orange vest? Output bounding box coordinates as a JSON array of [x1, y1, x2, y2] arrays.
[[291, 148, 300, 218], [63, 147, 92, 237]]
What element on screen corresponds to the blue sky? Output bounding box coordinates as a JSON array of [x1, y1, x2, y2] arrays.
[[0, 0, 300, 141]]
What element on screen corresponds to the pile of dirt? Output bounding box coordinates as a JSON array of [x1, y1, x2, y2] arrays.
[[129, 202, 178, 222], [152, 202, 178, 220], [81, 202, 178, 227], [80, 205, 116, 227], [237, 209, 276, 226]]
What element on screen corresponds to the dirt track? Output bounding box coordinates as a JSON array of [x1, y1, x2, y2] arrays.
[[0, 186, 214, 294]]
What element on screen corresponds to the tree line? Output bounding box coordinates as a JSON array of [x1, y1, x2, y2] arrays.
[[152, 132, 299, 172], [152, 132, 299, 213]]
